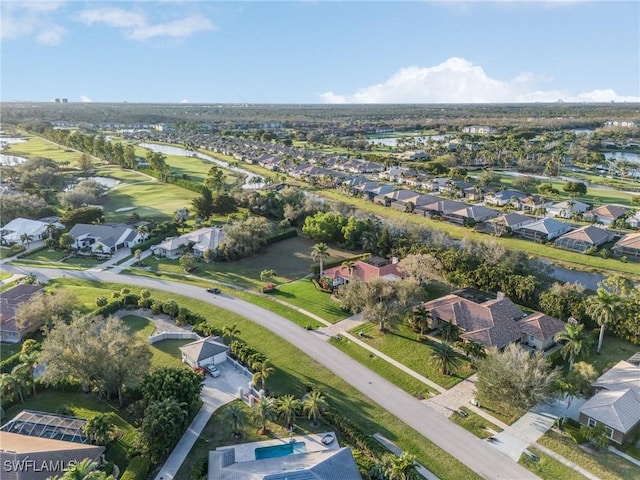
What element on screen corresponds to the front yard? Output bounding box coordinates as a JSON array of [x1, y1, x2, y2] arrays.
[[273, 279, 349, 323]]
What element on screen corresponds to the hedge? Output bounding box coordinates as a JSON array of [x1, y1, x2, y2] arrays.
[[311, 253, 371, 275], [0, 352, 23, 374], [266, 228, 298, 245], [119, 456, 150, 480]]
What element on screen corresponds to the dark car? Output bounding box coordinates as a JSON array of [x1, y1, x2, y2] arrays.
[[206, 287, 221, 294]]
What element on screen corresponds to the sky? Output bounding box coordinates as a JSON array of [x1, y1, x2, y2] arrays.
[[1, 0, 639, 104]]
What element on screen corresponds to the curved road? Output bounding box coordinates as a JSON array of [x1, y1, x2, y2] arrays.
[[3, 264, 537, 480]]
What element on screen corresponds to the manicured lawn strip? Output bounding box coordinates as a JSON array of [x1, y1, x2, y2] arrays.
[[149, 339, 191, 370], [55, 278, 480, 480], [518, 446, 588, 480], [349, 322, 474, 389], [474, 395, 524, 426], [0, 247, 20, 259], [328, 336, 436, 398], [5, 133, 86, 165], [581, 335, 640, 374], [121, 315, 156, 337], [537, 430, 637, 480], [0, 271, 12, 281], [274, 279, 349, 323], [448, 407, 502, 439], [231, 290, 324, 329], [316, 189, 640, 276], [21, 249, 67, 262], [2, 390, 138, 471], [8, 260, 87, 270]]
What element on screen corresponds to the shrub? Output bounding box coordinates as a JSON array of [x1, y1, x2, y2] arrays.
[[266, 228, 297, 245], [120, 456, 150, 480], [150, 300, 163, 315], [0, 352, 23, 374], [189, 457, 208, 480]]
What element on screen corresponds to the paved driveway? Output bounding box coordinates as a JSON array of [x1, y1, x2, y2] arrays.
[[154, 362, 250, 480]]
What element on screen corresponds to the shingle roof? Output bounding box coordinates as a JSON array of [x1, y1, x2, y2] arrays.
[[555, 225, 612, 245], [613, 232, 640, 251], [519, 218, 571, 235], [179, 336, 229, 363], [593, 361, 640, 392], [0, 284, 44, 334], [580, 388, 640, 433], [68, 223, 134, 248], [496, 213, 535, 228], [587, 205, 627, 220]]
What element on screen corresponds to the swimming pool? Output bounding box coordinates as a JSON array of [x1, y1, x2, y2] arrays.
[[254, 441, 307, 460]]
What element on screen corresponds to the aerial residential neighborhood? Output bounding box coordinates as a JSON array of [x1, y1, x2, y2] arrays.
[[1, 2, 640, 480]]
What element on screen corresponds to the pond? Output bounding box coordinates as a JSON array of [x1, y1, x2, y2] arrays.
[[0, 153, 28, 165], [604, 151, 640, 164]]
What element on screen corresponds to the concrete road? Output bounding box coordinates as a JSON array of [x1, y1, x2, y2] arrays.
[[2, 265, 537, 479]]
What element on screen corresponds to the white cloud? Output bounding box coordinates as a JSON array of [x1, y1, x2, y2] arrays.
[[1, 1, 66, 45], [180, 99, 189, 104], [80, 96, 92, 103], [320, 57, 640, 104], [77, 8, 215, 41]]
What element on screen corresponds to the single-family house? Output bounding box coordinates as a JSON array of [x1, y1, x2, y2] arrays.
[[520, 195, 553, 214], [152, 227, 225, 259], [323, 257, 402, 287], [546, 200, 590, 219], [579, 361, 640, 445], [421, 292, 565, 351], [491, 213, 536, 233], [515, 218, 572, 242], [584, 205, 628, 225], [612, 232, 640, 259], [373, 189, 420, 207], [417, 199, 467, 217], [484, 190, 528, 207], [208, 437, 362, 480], [444, 205, 499, 225], [554, 225, 615, 253], [0, 284, 44, 343], [179, 336, 229, 368], [0, 410, 105, 480], [68, 223, 146, 254], [625, 211, 640, 229], [0, 218, 63, 245]]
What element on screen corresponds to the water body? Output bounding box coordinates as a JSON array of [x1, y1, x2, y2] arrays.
[[544, 262, 606, 291], [0, 136, 27, 145], [367, 134, 454, 147], [0, 153, 28, 165], [139, 143, 264, 189], [604, 151, 640, 164]]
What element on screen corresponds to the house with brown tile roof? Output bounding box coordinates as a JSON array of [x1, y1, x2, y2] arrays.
[[421, 293, 565, 351], [579, 361, 640, 445], [0, 284, 44, 343], [323, 257, 402, 287], [584, 205, 628, 225], [554, 225, 615, 253], [612, 232, 640, 259]]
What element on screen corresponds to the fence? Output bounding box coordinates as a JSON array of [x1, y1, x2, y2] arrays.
[[148, 331, 200, 344]]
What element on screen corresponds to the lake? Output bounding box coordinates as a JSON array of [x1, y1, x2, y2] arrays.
[[367, 134, 454, 147], [604, 152, 640, 164]]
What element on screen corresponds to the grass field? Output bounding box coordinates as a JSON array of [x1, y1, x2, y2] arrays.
[[273, 279, 349, 323], [348, 322, 475, 389], [448, 407, 502, 439], [142, 235, 356, 290], [537, 430, 638, 480], [581, 335, 640, 374], [317, 189, 640, 277], [2, 390, 138, 471], [4, 133, 87, 165], [52, 277, 480, 480], [518, 446, 588, 480]]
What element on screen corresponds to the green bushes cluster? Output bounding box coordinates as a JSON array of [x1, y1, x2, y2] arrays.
[[188, 457, 208, 480], [0, 352, 23, 374], [192, 323, 223, 337], [266, 228, 297, 245], [311, 254, 370, 275], [119, 456, 150, 480], [93, 294, 141, 317]]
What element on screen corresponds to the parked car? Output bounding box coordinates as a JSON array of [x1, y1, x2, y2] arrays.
[[205, 364, 221, 377], [206, 287, 221, 294]]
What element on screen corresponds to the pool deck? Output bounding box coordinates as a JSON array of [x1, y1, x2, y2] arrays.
[[217, 431, 339, 462]]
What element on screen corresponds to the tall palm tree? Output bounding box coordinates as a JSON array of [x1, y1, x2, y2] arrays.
[[252, 359, 275, 392], [430, 342, 462, 376], [19, 350, 40, 396], [0, 371, 25, 404], [276, 394, 300, 429], [554, 323, 594, 371], [251, 394, 276, 435], [302, 389, 327, 427], [136, 224, 149, 241], [83, 413, 115, 445], [386, 452, 417, 480], [44, 221, 58, 240], [58, 457, 114, 480], [311, 242, 330, 278], [460, 341, 486, 361], [222, 323, 241, 343], [19, 233, 34, 250], [586, 288, 624, 354], [221, 401, 247, 438], [440, 321, 461, 343], [408, 305, 431, 338], [340, 260, 355, 279]]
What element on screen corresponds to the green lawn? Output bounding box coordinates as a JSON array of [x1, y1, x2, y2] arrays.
[[21, 249, 68, 262], [149, 339, 190, 369], [0, 271, 12, 281], [582, 335, 640, 374], [518, 446, 588, 480], [0, 246, 21, 259], [273, 279, 349, 323], [52, 278, 480, 480], [2, 390, 138, 472], [4, 133, 87, 165], [537, 430, 638, 480], [141, 235, 356, 290], [316, 189, 640, 277], [348, 322, 475, 389], [449, 407, 502, 439]]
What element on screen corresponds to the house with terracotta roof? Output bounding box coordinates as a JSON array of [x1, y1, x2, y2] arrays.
[[612, 232, 640, 259], [584, 205, 628, 225], [0, 284, 44, 343], [554, 225, 615, 253], [322, 256, 402, 287], [579, 361, 640, 445], [421, 292, 565, 351]]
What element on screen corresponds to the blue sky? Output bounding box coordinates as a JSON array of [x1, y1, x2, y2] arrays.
[[2, 1, 639, 103]]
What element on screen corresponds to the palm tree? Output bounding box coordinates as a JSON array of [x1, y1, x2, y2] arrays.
[[276, 394, 300, 429], [83, 413, 115, 445], [19, 350, 40, 396], [221, 401, 247, 438], [340, 260, 355, 279], [554, 323, 594, 371], [586, 288, 624, 354], [460, 341, 486, 361], [386, 452, 417, 480], [56, 457, 114, 480], [430, 341, 462, 376], [251, 394, 276, 435], [302, 389, 327, 427], [0, 371, 26, 404], [44, 221, 58, 240], [222, 323, 241, 343], [408, 305, 431, 338], [252, 359, 275, 392], [311, 242, 330, 278], [440, 321, 461, 342], [19, 233, 34, 250], [136, 224, 149, 241]]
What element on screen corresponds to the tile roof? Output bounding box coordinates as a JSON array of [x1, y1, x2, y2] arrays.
[[586, 205, 627, 220], [555, 225, 613, 245], [68, 223, 134, 248], [519, 218, 571, 235], [613, 232, 640, 251], [593, 361, 640, 392], [518, 313, 566, 341], [448, 205, 499, 220], [0, 284, 44, 334], [495, 213, 535, 227], [323, 258, 402, 283]]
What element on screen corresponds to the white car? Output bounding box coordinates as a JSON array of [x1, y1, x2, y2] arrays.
[[205, 364, 221, 377]]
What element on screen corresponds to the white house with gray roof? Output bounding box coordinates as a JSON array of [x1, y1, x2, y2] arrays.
[[179, 336, 229, 368], [151, 226, 225, 259], [67, 223, 146, 254], [579, 361, 640, 444], [514, 218, 572, 241]]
